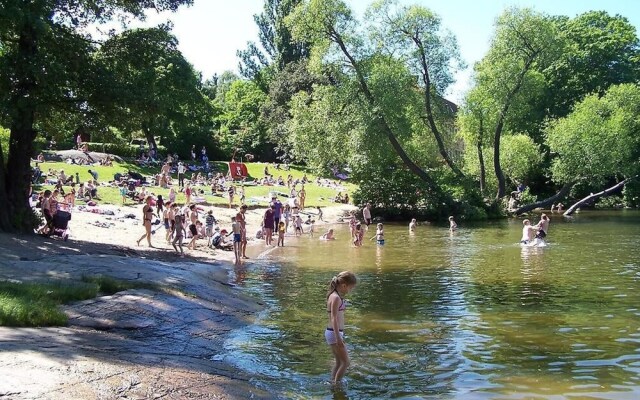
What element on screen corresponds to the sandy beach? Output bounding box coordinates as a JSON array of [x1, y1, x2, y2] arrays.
[[0, 201, 357, 399]]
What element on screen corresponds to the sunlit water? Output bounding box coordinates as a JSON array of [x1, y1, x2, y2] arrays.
[[220, 211, 640, 399]]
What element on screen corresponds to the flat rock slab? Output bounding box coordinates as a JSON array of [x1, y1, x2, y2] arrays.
[[0, 252, 270, 399]]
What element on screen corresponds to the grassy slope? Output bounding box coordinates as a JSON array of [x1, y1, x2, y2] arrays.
[[34, 160, 357, 208]]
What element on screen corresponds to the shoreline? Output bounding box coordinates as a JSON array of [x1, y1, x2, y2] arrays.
[[0, 202, 357, 399]]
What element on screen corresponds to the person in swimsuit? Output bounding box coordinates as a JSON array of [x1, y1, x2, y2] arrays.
[[326, 271, 357, 386], [535, 214, 550, 239], [187, 204, 199, 250], [520, 219, 536, 244], [370, 222, 384, 245], [172, 213, 186, 256], [167, 203, 177, 242], [409, 218, 417, 232], [277, 221, 285, 247], [136, 196, 154, 247], [449, 216, 457, 231], [236, 205, 248, 258], [163, 202, 172, 240], [231, 216, 241, 262], [320, 228, 335, 240]]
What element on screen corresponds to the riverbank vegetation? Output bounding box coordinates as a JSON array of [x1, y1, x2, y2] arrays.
[[1, 0, 639, 232]]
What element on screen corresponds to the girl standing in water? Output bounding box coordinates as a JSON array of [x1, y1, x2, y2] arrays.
[[370, 222, 384, 245], [326, 271, 357, 385]]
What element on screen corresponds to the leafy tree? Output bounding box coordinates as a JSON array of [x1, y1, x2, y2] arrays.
[[464, 134, 541, 193], [0, 0, 192, 232], [217, 80, 269, 159], [547, 84, 640, 185], [513, 83, 640, 215], [366, 0, 466, 178], [545, 11, 640, 120], [285, 81, 363, 172], [287, 0, 454, 192], [261, 59, 327, 160], [237, 0, 309, 88], [458, 85, 497, 194], [97, 26, 211, 154], [471, 7, 561, 200]]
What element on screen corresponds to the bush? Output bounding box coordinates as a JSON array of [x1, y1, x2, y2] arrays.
[[596, 195, 624, 209], [518, 187, 538, 205], [623, 179, 640, 208]]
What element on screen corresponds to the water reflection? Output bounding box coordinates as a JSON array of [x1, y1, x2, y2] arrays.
[[225, 211, 640, 399]]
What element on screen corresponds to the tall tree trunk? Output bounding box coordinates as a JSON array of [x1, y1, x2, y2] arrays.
[[413, 40, 464, 179], [563, 177, 636, 216], [0, 141, 11, 230], [514, 182, 574, 215], [494, 55, 537, 200], [142, 124, 158, 150], [331, 29, 441, 191], [477, 118, 486, 194], [0, 21, 39, 233]]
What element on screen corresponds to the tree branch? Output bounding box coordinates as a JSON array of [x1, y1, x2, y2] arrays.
[[563, 176, 637, 216], [514, 182, 574, 215], [329, 26, 442, 191]]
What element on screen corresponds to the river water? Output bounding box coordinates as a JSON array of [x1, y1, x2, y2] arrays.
[[223, 210, 640, 399]]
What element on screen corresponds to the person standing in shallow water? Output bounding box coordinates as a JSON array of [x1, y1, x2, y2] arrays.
[[449, 216, 457, 231], [326, 271, 357, 386]]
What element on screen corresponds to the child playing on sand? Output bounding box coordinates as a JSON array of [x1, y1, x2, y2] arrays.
[[185, 184, 192, 205], [370, 223, 384, 245], [326, 271, 357, 386], [317, 206, 323, 222], [277, 221, 286, 247]]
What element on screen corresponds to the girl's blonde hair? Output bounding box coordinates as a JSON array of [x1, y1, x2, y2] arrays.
[[327, 271, 357, 299]]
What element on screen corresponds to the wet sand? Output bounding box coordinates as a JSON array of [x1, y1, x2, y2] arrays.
[[0, 202, 356, 399]]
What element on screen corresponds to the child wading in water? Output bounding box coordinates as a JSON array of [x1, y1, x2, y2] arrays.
[[326, 271, 357, 386], [277, 221, 286, 247], [449, 216, 458, 231], [370, 223, 384, 245]]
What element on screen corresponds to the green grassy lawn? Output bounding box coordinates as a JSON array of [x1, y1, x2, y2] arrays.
[[35, 160, 357, 209], [0, 280, 97, 326]]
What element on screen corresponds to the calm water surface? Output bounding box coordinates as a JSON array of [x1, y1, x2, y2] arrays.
[[223, 211, 640, 399]]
